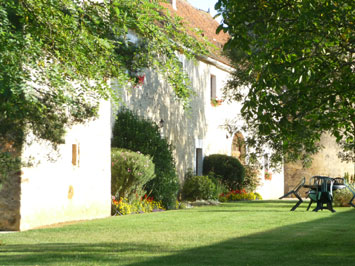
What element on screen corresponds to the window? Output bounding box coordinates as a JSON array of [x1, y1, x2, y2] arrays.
[[72, 144, 80, 166], [210, 74, 216, 100], [196, 148, 203, 176]]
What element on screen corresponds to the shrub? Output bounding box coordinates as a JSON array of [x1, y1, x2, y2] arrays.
[[242, 164, 262, 192], [203, 154, 245, 190], [219, 190, 263, 202], [333, 189, 354, 207], [111, 108, 179, 209], [207, 172, 229, 198], [111, 148, 155, 200], [182, 175, 216, 201]]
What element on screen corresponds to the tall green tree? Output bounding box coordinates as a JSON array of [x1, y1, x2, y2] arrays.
[[215, 0, 354, 166], [0, 0, 206, 182]]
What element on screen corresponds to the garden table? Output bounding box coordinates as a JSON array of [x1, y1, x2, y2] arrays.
[[304, 176, 346, 213]]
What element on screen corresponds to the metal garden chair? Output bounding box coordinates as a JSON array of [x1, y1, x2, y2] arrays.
[[279, 177, 306, 211], [344, 180, 355, 207], [307, 176, 335, 212]]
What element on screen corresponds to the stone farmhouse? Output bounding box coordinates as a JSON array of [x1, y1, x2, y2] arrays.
[[116, 0, 284, 199], [1, 0, 352, 231]]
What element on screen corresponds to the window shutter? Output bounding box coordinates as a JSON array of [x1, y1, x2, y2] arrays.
[[210, 75, 216, 100]]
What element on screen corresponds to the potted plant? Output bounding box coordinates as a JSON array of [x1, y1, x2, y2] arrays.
[[211, 98, 223, 107], [264, 170, 272, 181]]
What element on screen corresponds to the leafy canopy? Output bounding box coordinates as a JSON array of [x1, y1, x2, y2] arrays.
[[215, 0, 354, 166], [0, 0, 207, 183], [0, 0, 206, 147]]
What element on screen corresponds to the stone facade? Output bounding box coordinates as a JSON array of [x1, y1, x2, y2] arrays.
[[113, 0, 285, 199], [284, 133, 354, 197], [117, 57, 234, 179], [0, 171, 21, 231], [116, 53, 284, 199]]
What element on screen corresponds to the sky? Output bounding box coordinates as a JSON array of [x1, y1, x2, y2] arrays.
[[186, 0, 221, 22]]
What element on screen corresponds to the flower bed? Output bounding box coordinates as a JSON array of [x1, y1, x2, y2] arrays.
[[219, 189, 263, 202], [112, 195, 165, 216]]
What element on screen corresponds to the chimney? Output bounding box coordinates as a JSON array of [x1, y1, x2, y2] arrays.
[[171, 0, 177, 10]]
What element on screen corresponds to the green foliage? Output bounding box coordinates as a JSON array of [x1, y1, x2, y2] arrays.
[[242, 164, 262, 192], [344, 172, 355, 184], [111, 195, 165, 216], [333, 189, 354, 207], [176, 201, 188, 209], [0, 151, 21, 183], [111, 108, 179, 209], [219, 189, 263, 202], [111, 148, 155, 200], [203, 154, 245, 190], [216, 0, 354, 166], [0, 144, 23, 191], [182, 175, 216, 201], [0, 0, 208, 183], [207, 172, 229, 198]]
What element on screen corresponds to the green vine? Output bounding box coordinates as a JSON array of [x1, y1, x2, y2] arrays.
[[0, 0, 208, 185]]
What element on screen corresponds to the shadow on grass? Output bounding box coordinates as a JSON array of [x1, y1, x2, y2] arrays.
[[136, 209, 355, 266], [1, 204, 354, 266], [0, 242, 174, 265], [127, 209, 355, 266], [197, 200, 312, 212]]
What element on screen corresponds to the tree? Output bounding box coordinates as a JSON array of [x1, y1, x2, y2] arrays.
[[215, 0, 354, 166], [0, 0, 206, 183]]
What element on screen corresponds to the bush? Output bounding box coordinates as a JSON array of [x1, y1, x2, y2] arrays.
[[333, 189, 354, 207], [111, 148, 155, 200], [182, 175, 216, 201], [242, 164, 262, 192], [207, 172, 229, 198], [219, 190, 263, 202], [203, 154, 245, 190], [111, 108, 179, 209]]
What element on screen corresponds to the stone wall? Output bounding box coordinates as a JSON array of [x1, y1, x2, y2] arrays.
[[116, 56, 240, 181], [284, 133, 354, 197], [115, 55, 285, 199], [0, 100, 112, 231], [0, 143, 22, 231], [0, 171, 21, 231]]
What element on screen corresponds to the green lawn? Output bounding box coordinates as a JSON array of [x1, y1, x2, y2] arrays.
[[1, 201, 355, 266]]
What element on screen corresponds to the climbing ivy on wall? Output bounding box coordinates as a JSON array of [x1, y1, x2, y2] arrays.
[[0, 0, 207, 185]]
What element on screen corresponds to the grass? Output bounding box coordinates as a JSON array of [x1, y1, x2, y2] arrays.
[[1, 200, 355, 266]]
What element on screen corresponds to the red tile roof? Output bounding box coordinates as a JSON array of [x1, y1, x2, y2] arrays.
[[161, 0, 231, 66]]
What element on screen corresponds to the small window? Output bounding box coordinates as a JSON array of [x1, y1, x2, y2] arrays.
[[72, 144, 80, 166], [210, 74, 216, 100]]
